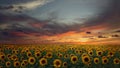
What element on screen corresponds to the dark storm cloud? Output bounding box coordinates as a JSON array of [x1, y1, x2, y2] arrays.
[[80, 0, 120, 29], [0, 5, 14, 9], [0, 13, 41, 23]]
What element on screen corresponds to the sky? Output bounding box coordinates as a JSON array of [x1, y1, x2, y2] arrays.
[[0, 0, 120, 44]]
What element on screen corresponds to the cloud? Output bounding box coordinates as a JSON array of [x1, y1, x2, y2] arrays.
[[114, 30, 120, 33], [14, 0, 54, 10], [0, 0, 55, 13], [111, 34, 120, 38], [98, 35, 107, 38], [86, 32, 91, 34], [0, 0, 120, 44]]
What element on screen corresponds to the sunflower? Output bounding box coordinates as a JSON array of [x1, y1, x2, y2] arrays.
[[88, 50, 93, 56], [39, 58, 48, 66], [34, 52, 41, 59], [15, 50, 19, 55], [46, 52, 53, 58], [23, 60, 28, 65], [0, 54, 5, 61], [113, 58, 120, 64], [6, 61, 11, 67], [43, 56, 47, 58], [102, 57, 109, 64], [70, 54, 74, 57], [21, 62, 26, 67], [27, 52, 32, 57], [58, 53, 63, 58], [7, 54, 11, 60], [11, 54, 17, 61], [53, 59, 62, 68], [75, 50, 79, 54], [28, 57, 36, 65], [62, 62, 67, 67], [78, 50, 83, 55], [64, 54, 69, 59], [12, 50, 15, 54], [108, 51, 114, 58], [0, 66, 3, 68], [81, 53, 88, 57], [71, 55, 78, 64], [70, 47, 74, 50], [14, 61, 20, 67], [94, 58, 99, 64], [96, 51, 103, 56], [82, 55, 91, 64]]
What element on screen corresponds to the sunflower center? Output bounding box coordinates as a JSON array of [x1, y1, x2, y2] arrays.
[[98, 52, 101, 55], [7, 63, 10, 65], [104, 60, 107, 63], [30, 59, 34, 62], [1, 56, 4, 59], [110, 53, 113, 55], [84, 58, 89, 62], [16, 63, 19, 66], [28, 54, 31, 56], [37, 54, 40, 56], [95, 60, 98, 62], [42, 60, 46, 64], [56, 61, 60, 65], [115, 60, 119, 63], [48, 54, 51, 57], [90, 52, 92, 55], [64, 63, 67, 66], [73, 58, 77, 61]]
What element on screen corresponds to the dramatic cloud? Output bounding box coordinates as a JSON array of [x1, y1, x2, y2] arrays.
[[0, 0, 54, 13], [0, 0, 120, 44]]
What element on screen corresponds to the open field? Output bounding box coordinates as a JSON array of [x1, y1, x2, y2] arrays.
[[0, 44, 120, 68]]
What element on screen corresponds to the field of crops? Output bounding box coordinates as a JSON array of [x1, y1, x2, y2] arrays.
[[0, 44, 120, 68]]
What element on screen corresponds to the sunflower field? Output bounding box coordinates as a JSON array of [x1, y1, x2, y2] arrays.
[[0, 44, 120, 68]]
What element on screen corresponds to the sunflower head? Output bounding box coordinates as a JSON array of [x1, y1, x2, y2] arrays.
[[39, 58, 48, 66], [108, 51, 114, 57], [71, 55, 78, 64], [11, 54, 18, 61], [0, 66, 3, 68], [14, 61, 20, 68], [6, 61, 11, 67], [46, 52, 53, 58], [102, 57, 109, 64], [53, 59, 62, 68], [88, 50, 93, 56], [97, 51, 103, 56], [35, 52, 41, 59], [62, 62, 67, 67], [94, 58, 99, 64], [82, 55, 91, 64], [81, 53, 88, 57], [113, 58, 120, 64], [7, 54, 11, 60], [70, 54, 74, 57], [28, 57, 36, 65], [23, 60, 28, 65], [21, 62, 26, 67], [64, 54, 69, 59], [58, 53, 63, 58], [27, 52, 32, 57], [0, 54, 5, 60]]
